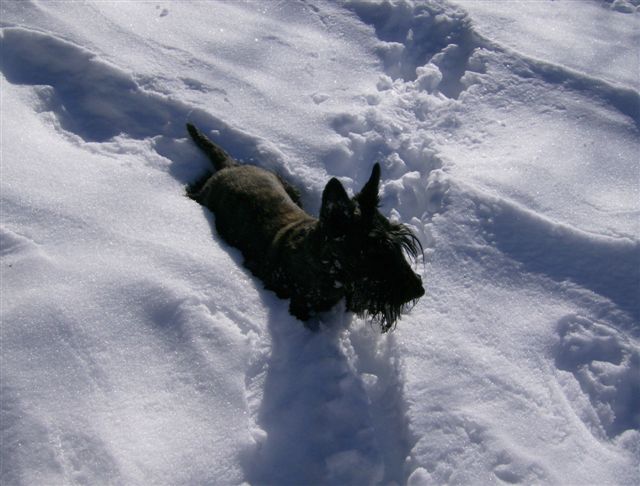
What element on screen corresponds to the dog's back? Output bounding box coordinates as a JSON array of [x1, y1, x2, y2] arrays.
[[201, 166, 312, 266], [186, 124, 313, 275], [186, 122, 424, 330]]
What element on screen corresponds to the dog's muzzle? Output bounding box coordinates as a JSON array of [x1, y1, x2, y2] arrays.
[[409, 273, 425, 300], [394, 271, 424, 305]]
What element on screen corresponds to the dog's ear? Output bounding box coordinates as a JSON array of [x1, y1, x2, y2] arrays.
[[320, 178, 353, 232], [355, 163, 381, 217]]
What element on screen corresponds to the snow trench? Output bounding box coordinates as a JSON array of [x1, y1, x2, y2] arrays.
[[345, 0, 639, 127], [344, 0, 476, 98], [0, 23, 425, 485], [242, 311, 416, 485]]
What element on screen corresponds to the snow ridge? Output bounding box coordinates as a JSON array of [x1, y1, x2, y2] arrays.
[[479, 38, 640, 130], [481, 196, 640, 322], [0, 27, 290, 177]]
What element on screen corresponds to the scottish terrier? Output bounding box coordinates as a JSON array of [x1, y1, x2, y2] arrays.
[[186, 123, 424, 332]]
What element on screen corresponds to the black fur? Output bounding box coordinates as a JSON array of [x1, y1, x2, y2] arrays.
[[186, 123, 424, 332]]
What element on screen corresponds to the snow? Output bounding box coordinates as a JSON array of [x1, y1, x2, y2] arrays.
[[1, 1, 638, 485], [453, 0, 640, 90]]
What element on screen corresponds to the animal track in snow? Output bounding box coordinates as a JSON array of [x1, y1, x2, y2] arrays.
[[344, 0, 477, 98], [346, 0, 639, 128], [346, 322, 417, 484], [53, 430, 122, 485], [555, 314, 640, 439]]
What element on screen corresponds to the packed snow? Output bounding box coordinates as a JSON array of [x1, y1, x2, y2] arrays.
[[1, 1, 638, 485]]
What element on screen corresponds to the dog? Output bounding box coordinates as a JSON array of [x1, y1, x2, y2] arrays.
[[186, 123, 424, 332]]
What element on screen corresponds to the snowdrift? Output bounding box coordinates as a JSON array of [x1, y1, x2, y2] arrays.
[[1, 1, 638, 484]]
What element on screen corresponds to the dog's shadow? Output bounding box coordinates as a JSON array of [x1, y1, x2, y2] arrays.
[[242, 293, 386, 485], [187, 151, 420, 484], [191, 203, 381, 484]]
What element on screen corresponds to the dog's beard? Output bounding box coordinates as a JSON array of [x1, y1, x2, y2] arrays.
[[347, 285, 419, 333], [344, 224, 423, 332]]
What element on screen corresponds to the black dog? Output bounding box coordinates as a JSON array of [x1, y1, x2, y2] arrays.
[[186, 123, 424, 332]]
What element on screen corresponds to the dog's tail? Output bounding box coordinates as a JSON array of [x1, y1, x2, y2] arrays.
[[187, 123, 237, 171]]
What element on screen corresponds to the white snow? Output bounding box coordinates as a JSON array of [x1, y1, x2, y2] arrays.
[[1, 1, 638, 485], [453, 0, 640, 90]]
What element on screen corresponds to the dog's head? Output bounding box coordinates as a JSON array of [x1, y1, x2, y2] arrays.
[[318, 164, 425, 332]]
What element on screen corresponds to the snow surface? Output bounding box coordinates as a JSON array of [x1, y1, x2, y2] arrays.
[[1, 1, 638, 485]]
